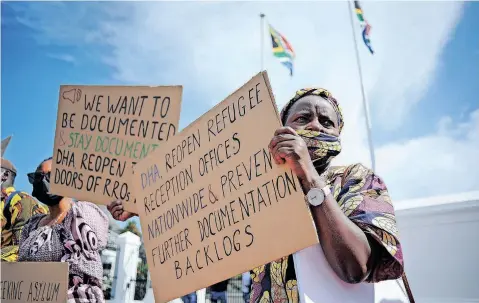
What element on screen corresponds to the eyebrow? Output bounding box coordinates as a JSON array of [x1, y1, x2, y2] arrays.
[[318, 112, 336, 122], [293, 109, 337, 126]]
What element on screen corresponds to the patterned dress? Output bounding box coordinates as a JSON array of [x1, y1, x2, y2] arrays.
[[249, 163, 404, 303], [18, 201, 108, 303], [1, 186, 48, 262]]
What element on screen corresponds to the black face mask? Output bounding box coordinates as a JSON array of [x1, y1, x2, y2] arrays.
[[30, 172, 63, 206]]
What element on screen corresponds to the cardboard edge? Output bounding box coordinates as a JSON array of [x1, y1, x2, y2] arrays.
[[51, 86, 68, 196], [64, 262, 70, 296], [261, 70, 282, 125], [168, 72, 265, 137], [176, 85, 184, 117]]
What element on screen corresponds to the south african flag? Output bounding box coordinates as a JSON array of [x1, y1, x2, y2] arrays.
[[354, 1, 374, 54], [269, 24, 295, 76]]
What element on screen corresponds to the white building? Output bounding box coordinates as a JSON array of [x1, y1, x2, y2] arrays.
[[389, 191, 479, 303]]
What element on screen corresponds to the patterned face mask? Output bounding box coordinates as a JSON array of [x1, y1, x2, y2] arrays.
[[296, 129, 342, 162]]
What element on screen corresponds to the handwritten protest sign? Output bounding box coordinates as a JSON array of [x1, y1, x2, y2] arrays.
[[51, 85, 182, 212], [132, 71, 319, 302], [1, 262, 68, 303]]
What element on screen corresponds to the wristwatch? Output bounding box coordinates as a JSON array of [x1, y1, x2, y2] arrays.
[[306, 186, 331, 207]]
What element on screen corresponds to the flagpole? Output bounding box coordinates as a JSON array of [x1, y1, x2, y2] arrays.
[[347, 0, 376, 172], [260, 13, 265, 71], [347, 8, 412, 300]]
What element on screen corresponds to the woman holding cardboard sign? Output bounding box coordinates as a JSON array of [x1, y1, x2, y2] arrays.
[[249, 87, 408, 303], [18, 157, 108, 303], [108, 88, 410, 303]]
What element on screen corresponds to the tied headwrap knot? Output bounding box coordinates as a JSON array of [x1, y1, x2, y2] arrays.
[[280, 87, 344, 134]]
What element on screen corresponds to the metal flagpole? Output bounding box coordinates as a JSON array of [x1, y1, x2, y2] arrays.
[[347, 0, 376, 172], [260, 13, 265, 71], [348, 4, 412, 299]]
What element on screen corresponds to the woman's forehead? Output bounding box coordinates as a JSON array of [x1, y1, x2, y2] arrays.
[[289, 96, 337, 118]]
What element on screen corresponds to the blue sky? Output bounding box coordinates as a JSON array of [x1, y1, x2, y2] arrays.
[[371, 3, 479, 143], [2, 1, 478, 226]]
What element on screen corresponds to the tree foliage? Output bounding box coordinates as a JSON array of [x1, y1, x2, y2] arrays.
[[121, 221, 141, 237]]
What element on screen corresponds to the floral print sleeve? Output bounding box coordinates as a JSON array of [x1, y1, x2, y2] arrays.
[[249, 163, 404, 303], [329, 163, 404, 282]]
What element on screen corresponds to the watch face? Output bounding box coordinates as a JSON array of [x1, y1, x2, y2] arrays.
[[307, 188, 324, 206]]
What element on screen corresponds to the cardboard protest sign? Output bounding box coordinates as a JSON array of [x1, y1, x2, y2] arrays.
[[132, 71, 319, 303], [51, 85, 182, 212], [0, 262, 68, 303]]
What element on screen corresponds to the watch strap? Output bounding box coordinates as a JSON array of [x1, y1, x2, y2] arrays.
[[321, 185, 331, 197]]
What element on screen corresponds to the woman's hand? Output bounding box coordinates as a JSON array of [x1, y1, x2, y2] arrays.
[[107, 200, 137, 222], [269, 127, 322, 188]]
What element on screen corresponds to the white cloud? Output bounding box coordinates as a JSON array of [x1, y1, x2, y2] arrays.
[[47, 53, 77, 64], [375, 109, 479, 200], [10, 1, 477, 201], [365, 2, 464, 130]]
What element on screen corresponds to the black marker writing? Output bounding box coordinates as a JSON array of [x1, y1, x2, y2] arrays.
[[146, 187, 207, 240], [172, 224, 254, 278], [1, 280, 23, 301], [165, 129, 201, 172], [206, 82, 262, 142], [208, 185, 218, 204], [198, 133, 240, 177], [26, 281, 61, 302], [220, 147, 272, 198], [80, 115, 176, 141]]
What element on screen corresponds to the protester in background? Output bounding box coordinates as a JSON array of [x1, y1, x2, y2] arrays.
[[209, 279, 229, 303], [18, 157, 108, 303], [241, 272, 251, 303], [181, 291, 197, 303], [249, 88, 404, 302], [1, 156, 47, 262]]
